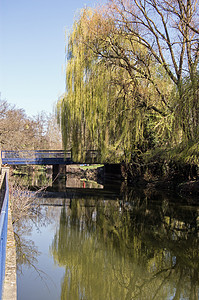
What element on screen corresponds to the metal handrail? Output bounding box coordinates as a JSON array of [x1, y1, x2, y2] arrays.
[[1, 150, 72, 159], [1, 150, 100, 165], [0, 172, 9, 300]]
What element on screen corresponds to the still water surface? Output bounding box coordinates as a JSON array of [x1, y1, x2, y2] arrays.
[[16, 178, 199, 300]]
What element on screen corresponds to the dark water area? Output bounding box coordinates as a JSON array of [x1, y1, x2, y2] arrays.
[[14, 171, 199, 300]]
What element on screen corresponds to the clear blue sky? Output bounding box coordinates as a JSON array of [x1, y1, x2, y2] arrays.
[[0, 0, 103, 117]]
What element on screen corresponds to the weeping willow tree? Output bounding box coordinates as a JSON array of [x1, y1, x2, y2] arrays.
[[57, 0, 199, 168], [101, 0, 199, 166], [57, 22, 127, 162], [57, 8, 174, 163]]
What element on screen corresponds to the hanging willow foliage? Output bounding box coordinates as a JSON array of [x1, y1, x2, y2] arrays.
[[57, 8, 176, 163], [175, 75, 199, 142]]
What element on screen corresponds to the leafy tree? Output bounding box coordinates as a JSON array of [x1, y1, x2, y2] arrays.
[[57, 0, 198, 166], [0, 99, 37, 150], [57, 8, 172, 163], [45, 113, 62, 150], [0, 99, 62, 151]]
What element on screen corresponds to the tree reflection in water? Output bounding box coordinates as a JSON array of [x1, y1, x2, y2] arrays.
[[50, 193, 199, 300], [14, 201, 52, 278]]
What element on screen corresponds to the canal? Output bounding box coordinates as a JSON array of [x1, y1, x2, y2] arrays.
[[12, 168, 199, 300]]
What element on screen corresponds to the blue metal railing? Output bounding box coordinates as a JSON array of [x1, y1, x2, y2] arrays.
[[0, 172, 9, 300], [1, 150, 72, 165], [1, 149, 99, 165]]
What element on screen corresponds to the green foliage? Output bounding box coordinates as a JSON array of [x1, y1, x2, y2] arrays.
[[57, 9, 171, 163], [169, 141, 199, 166], [79, 164, 103, 170], [174, 74, 199, 143], [57, 4, 199, 167]]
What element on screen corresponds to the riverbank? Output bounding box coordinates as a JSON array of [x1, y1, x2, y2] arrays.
[[9, 162, 199, 197], [66, 164, 104, 182], [66, 163, 199, 197], [124, 171, 199, 197]]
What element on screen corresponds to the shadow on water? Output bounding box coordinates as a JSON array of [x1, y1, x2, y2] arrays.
[[12, 169, 199, 300]]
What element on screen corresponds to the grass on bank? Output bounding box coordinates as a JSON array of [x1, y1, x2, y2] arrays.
[[78, 164, 104, 170]]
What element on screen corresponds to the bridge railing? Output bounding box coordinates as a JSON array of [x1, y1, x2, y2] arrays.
[[1, 150, 72, 165], [0, 172, 9, 299], [1, 150, 100, 165], [1, 150, 72, 159]]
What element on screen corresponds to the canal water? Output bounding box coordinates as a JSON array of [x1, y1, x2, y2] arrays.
[[14, 171, 199, 300]]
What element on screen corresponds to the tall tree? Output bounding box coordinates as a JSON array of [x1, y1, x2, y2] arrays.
[[0, 100, 36, 150], [57, 7, 173, 162], [85, 0, 199, 142], [0, 99, 62, 151], [45, 113, 62, 149], [58, 0, 199, 163]]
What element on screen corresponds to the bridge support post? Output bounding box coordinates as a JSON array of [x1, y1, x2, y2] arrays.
[[52, 165, 66, 192], [104, 164, 121, 178], [103, 164, 122, 191], [52, 165, 66, 181]]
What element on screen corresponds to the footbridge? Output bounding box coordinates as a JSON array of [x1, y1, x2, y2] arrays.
[[1, 150, 99, 165], [1, 150, 100, 182], [1, 150, 122, 187]]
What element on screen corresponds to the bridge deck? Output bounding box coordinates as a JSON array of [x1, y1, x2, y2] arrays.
[[1, 150, 98, 165]]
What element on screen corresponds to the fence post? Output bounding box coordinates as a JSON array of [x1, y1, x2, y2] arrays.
[[0, 169, 9, 181]]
